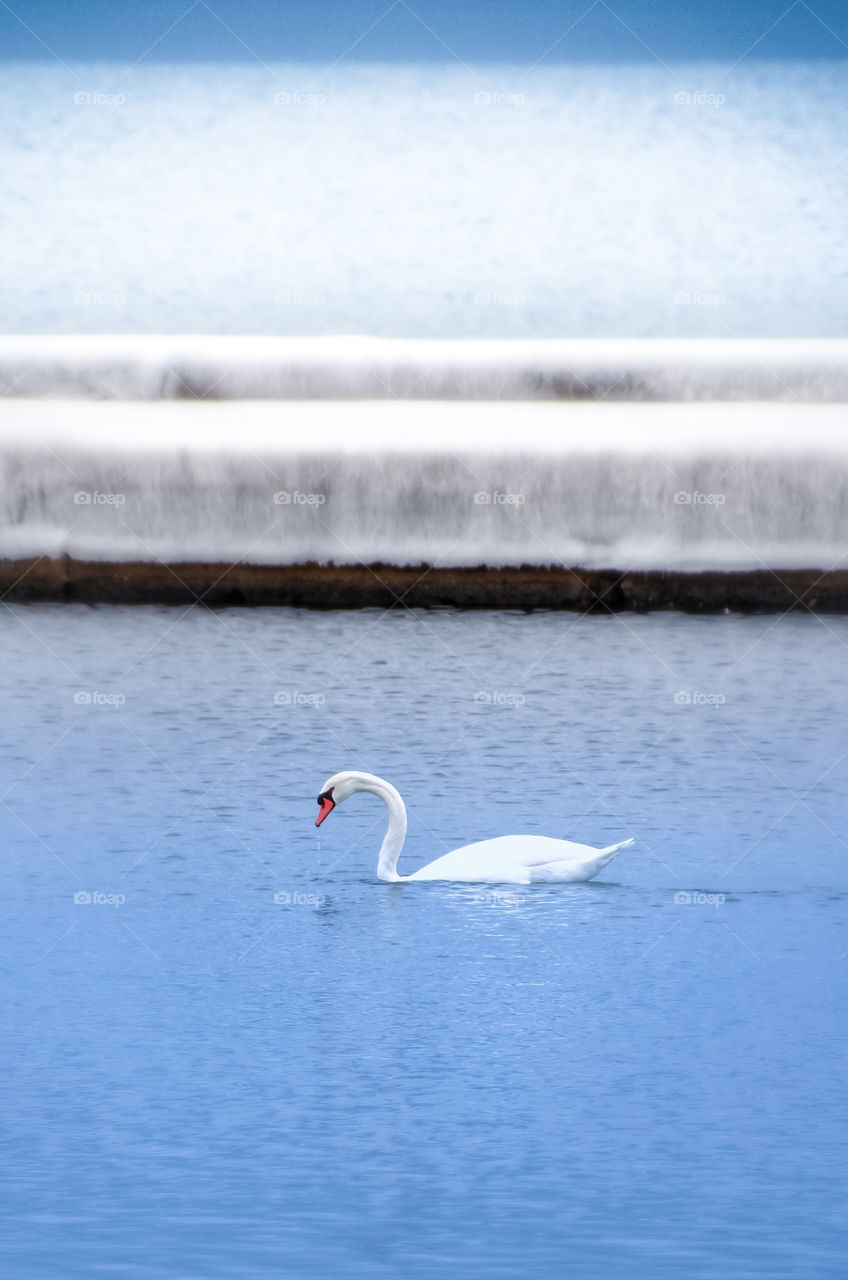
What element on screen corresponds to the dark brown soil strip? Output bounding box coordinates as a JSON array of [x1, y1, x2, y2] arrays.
[[2, 557, 847, 612]]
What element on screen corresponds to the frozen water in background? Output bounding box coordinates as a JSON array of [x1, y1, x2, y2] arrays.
[[2, 61, 846, 574], [1, 61, 846, 337]]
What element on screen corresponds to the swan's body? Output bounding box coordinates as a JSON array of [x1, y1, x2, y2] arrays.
[[315, 771, 633, 885]]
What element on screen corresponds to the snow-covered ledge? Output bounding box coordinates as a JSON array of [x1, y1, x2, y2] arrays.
[[1, 336, 847, 402], [1, 396, 847, 609], [2, 399, 847, 576]]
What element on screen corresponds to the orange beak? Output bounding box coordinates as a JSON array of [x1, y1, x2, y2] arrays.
[[315, 791, 335, 827]]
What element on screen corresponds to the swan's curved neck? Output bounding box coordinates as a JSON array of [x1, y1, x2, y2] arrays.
[[357, 776, 407, 881]]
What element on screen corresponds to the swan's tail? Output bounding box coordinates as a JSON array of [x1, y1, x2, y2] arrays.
[[596, 836, 635, 868]]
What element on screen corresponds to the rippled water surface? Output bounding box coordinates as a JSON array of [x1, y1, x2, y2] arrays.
[[2, 606, 847, 1278]]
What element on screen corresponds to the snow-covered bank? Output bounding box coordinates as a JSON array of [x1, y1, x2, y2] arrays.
[[2, 400, 847, 573], [2, 337, 848, 402]]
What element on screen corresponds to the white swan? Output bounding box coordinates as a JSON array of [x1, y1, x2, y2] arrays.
[[315, 771, 633, 884]]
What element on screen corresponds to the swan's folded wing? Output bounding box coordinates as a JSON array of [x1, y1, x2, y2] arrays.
[[515, 838, 600, 866], [526, 838, 634, 883]]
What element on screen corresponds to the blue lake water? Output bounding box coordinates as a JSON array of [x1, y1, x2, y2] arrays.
[[1, 605, 847, 1278]]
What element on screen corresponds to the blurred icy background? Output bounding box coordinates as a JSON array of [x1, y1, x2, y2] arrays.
[[1, 60, 845, 337]]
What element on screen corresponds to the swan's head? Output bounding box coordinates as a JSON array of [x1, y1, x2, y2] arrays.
[[314, 772, 407, 879], [315, 770, 401, 828], [315, 770, 358, 827]]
